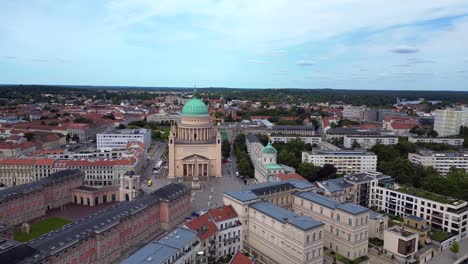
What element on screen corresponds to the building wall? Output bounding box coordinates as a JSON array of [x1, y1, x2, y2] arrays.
[[433, 109, 464, 137], [247, 207, 324, 264], [408, 137, 464, 146], [302, 152, 377, 174], [370, 185, 468, 239], [292, 196, 369, 260]]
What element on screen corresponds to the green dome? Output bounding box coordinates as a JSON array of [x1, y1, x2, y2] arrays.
[[181, 98, 209, 116], [261, 142, 277, 154]]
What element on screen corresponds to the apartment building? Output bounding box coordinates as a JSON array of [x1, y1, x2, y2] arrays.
[[97, 128, 151, 151], [433, 108, 464, 137], [370, 185, 468, 243], [408, 136, 464, 146], [343, 135, 399, 149], [302, 150, 377, 174], [292, 192, 369, 261], [248, 201, 324, 264], [343, 105, 366, 120], [122, 227, 201, 264], [207, 205, 242, 258], [185, 213, 219, 263], [408, 151, 468, 176], [403, 215, 430, 247], [269, 134, 322, 145], [369, 211, 388, 240]]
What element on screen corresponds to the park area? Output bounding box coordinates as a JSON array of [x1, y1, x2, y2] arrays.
[[13, 217, 72, 242]]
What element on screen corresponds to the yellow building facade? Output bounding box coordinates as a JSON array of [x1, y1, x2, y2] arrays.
[[168, 96, 222, 183]]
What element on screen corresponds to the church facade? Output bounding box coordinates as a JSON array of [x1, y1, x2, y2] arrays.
[[168, 96, 222, 182]]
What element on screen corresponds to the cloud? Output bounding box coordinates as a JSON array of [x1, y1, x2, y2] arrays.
[[407, 58, 435, 64], [269, 50, 288, 56], [390, 46, 419, 54], [296, 60, 315, 66], [247, 59, 270, 64], [394, 64, 411, 67], [2, 56, 17, 59], [31, 58, 48, 62]]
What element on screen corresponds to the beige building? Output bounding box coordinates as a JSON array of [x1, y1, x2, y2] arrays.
[[383, 226, 418, 263], [292, 192, 369, 261], [168, 96, 222, 186], [302, 149, 377, 174]]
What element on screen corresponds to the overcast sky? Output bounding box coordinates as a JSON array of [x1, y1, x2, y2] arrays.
[[1, 0, 467, 90]]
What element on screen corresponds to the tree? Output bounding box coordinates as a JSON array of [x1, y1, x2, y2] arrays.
[[351, 140, 361, 149], [103, 113, 116, 120], [24, 132, 36, 142], [222, 140, 231, 159], [297, 162, 319, 182], [427, 129, 438, 138], [117, 124, 126, 129], [66, 133, 71, 142], [73, 116, 93, 123], [450, 241, 459, 259], [151, 130, 161, 140], [316, 164, 337, 180]]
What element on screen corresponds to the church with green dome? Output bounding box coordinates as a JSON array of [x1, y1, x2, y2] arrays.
[[168, 95, 222, 186]]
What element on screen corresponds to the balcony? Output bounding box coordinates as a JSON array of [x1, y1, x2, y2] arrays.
[[224, 235, 240, 243]]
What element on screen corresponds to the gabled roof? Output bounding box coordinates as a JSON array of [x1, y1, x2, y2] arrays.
[[184, 213, 218, 241], [208, 205, 238, 222], [229, 251, 254, 264]]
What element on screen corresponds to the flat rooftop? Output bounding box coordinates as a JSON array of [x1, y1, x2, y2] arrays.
[[100, 128, 149, 135], [295, 191, 369, 215], [250, 201, 323, 231]]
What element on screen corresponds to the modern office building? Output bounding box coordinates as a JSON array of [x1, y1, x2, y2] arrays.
[[433, 108, 464, 137], [292, 192, 370, 261], [302, 149, 377, 174], [343, 105, 366, 120], [97, 128, 151, 151], [408, 151, 468, 175]]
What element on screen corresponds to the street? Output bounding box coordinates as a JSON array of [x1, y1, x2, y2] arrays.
[[140, 141, 169, 193]]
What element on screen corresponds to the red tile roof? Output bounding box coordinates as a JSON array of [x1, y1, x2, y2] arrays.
[[229, 252, 254, 264], [185, 213, 218, 241], [208, 205, 238, 223], [275, 173, 307, 182], [390, 123, 417, 130]]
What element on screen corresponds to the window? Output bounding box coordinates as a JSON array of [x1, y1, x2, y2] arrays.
[[337, 214, 340, 221], [348, 218, 352, 226]]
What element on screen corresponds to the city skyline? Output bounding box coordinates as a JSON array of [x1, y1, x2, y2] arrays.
[[1, 0, 468, 90]]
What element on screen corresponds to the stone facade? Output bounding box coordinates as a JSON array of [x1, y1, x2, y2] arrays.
[[168, 97, 222, 185]]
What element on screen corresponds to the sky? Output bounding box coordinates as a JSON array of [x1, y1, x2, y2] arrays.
[[0, 0, 468, 90]]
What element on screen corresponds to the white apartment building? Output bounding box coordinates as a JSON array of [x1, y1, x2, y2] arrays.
[[302, 150, 377, 174], [383, 226, 419, 263], [207, 205, 242, 258], [433, 108, 464, 137], [408, 151, 468, 176], [97, 128, 151, 151], [408, 136, 464, 146], [269, 134, 322, 145], [343, 105, 366, 120], [343, 135, 399, 149], [370, 185, 468, 242], [292, 192, 369, 261]]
